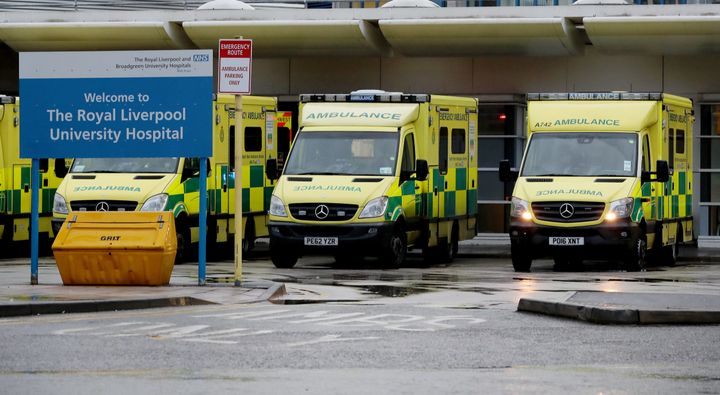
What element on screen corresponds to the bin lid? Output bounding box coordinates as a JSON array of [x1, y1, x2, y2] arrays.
[[53, 212, 176, 251]]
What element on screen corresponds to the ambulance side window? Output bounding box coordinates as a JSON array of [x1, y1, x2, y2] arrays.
[[182, 158, 200, 181], [245, 127, 262, 152], [451, 129, 466, 154], [401, 133, 415, 174], [669, 128, 675, 170], [439, 127, 448, 174], [642, 135, 651, 172], [676, 129, 685, 154]]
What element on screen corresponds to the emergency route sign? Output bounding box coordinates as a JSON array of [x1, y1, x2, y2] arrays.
[[19, 50, 213, 158], [218, 39, 252, 94]]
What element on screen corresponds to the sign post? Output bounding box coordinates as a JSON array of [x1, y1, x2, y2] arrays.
[[218, 38, 253, 287], [20, 50, 213, 285]]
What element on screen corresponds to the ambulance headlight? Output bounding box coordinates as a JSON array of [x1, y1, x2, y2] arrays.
[[607, 197, 633, 221], [510, 197, 532, 221], [269, 195, 287, 217], [140, 194, 168, 212], [53, 193, 68, 215], [359, 196, 388, 219]]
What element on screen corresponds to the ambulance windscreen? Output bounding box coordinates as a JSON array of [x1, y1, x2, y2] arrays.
[[521, 132, 637, 177], [284, 132, 398, 176], [70, 157, 180, 173]]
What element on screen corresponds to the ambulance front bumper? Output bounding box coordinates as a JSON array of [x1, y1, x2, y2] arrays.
[[268, 221, 394, 256], [509, 219, 641, 259]]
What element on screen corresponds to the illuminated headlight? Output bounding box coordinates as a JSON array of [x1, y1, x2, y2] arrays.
[[606, 197, 633, 221], [140, 194, 168, 211], [53, 193, 68, 215], [359, 196, 388, 219], [269, 195, 287, 217], [510, 197, 532, 221]]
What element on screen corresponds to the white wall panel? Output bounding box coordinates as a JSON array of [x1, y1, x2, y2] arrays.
[[289, 57, 380, 94], [381, 57, 473, 94]]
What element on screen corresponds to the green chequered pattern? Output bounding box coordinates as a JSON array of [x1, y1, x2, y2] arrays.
[[640, 170, 692, 221]]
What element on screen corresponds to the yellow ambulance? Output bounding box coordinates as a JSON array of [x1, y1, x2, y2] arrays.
[[500, 92, 694, 272], [268, 90, 478, 268], [0, 95, 68, 251], [52, 94, 290, 261]]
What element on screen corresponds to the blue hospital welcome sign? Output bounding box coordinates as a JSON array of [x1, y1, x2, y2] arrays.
[[19, 50, 213, 158]]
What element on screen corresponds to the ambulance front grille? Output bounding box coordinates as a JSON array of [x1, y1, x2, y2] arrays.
[[289, 203, 358, 221], [70, 200, 139, 212], [532, 201, 605, 223]]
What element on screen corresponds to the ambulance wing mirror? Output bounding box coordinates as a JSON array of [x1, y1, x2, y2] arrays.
[[54, 158, 69, 178], [641, 160, 669, 183], [415, 159, 429, 182], [655, 160, 670, 183], [499, 160, 518, 182], [265, 159, 279, 181]]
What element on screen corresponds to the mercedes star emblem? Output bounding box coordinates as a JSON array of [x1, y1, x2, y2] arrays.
[[559, 203, 574, 219], [95, 201, 110, 212], [315, 204, 330, 220]]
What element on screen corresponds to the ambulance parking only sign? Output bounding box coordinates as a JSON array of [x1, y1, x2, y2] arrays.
[[218, 39, 252, 95]]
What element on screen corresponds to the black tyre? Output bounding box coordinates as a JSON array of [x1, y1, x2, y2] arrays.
[[451, 223, 459, 258], [659, 227, 682, 267], [174, 224, 190, 265], [271, 251, 298, 268], [381, 227, 406, 269], [624, 234, 647, 272], [511, 242, 532, 272], [242, 218, 255, 254]]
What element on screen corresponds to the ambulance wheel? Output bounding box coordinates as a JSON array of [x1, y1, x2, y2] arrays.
[[381, 227, 406, 269], [624, 234, 647, 272], [242, 218, 255, 254], [271, 252, 297, 269], [451, 223, 459, 258], [175, 225, 190, 265], [435, 237, 454, 264], [659, 226, 682, 267], [270, 238, 297, 268], [511, 242, 532, 272]]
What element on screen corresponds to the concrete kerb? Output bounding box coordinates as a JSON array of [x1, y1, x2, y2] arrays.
[[0, 282, 288, 318], [517, 292, 720, 325]]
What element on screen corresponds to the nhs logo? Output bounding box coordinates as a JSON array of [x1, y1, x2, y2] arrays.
[[193, 54, 210, 62]]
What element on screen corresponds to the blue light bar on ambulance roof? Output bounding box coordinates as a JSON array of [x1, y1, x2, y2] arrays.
[[300, 90, 429, 103], [527, 92, 663, 101]]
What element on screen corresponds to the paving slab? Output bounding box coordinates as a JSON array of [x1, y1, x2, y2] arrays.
[[518, 291, 720, 325]]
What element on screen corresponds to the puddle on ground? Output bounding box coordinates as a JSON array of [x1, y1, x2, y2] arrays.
[[357, 284, 433, 298]]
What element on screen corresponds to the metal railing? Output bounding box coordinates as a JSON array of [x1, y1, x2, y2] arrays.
[[0, 0, 716, 10]]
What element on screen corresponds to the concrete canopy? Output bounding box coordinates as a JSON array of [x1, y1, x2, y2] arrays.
[[0, 6, 719, 56], [584, 16, 720, 55], [379, 17, 584, 56], [183, 20, 389, 57], [0, 21, 194, 51]]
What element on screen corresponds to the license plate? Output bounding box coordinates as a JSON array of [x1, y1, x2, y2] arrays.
[[304, 237, 338, 246], [549, 237, 584, 246]]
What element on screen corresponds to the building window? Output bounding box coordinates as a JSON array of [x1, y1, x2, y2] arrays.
[[476, 101, 526, 234], [699, 104, 720, 236]]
